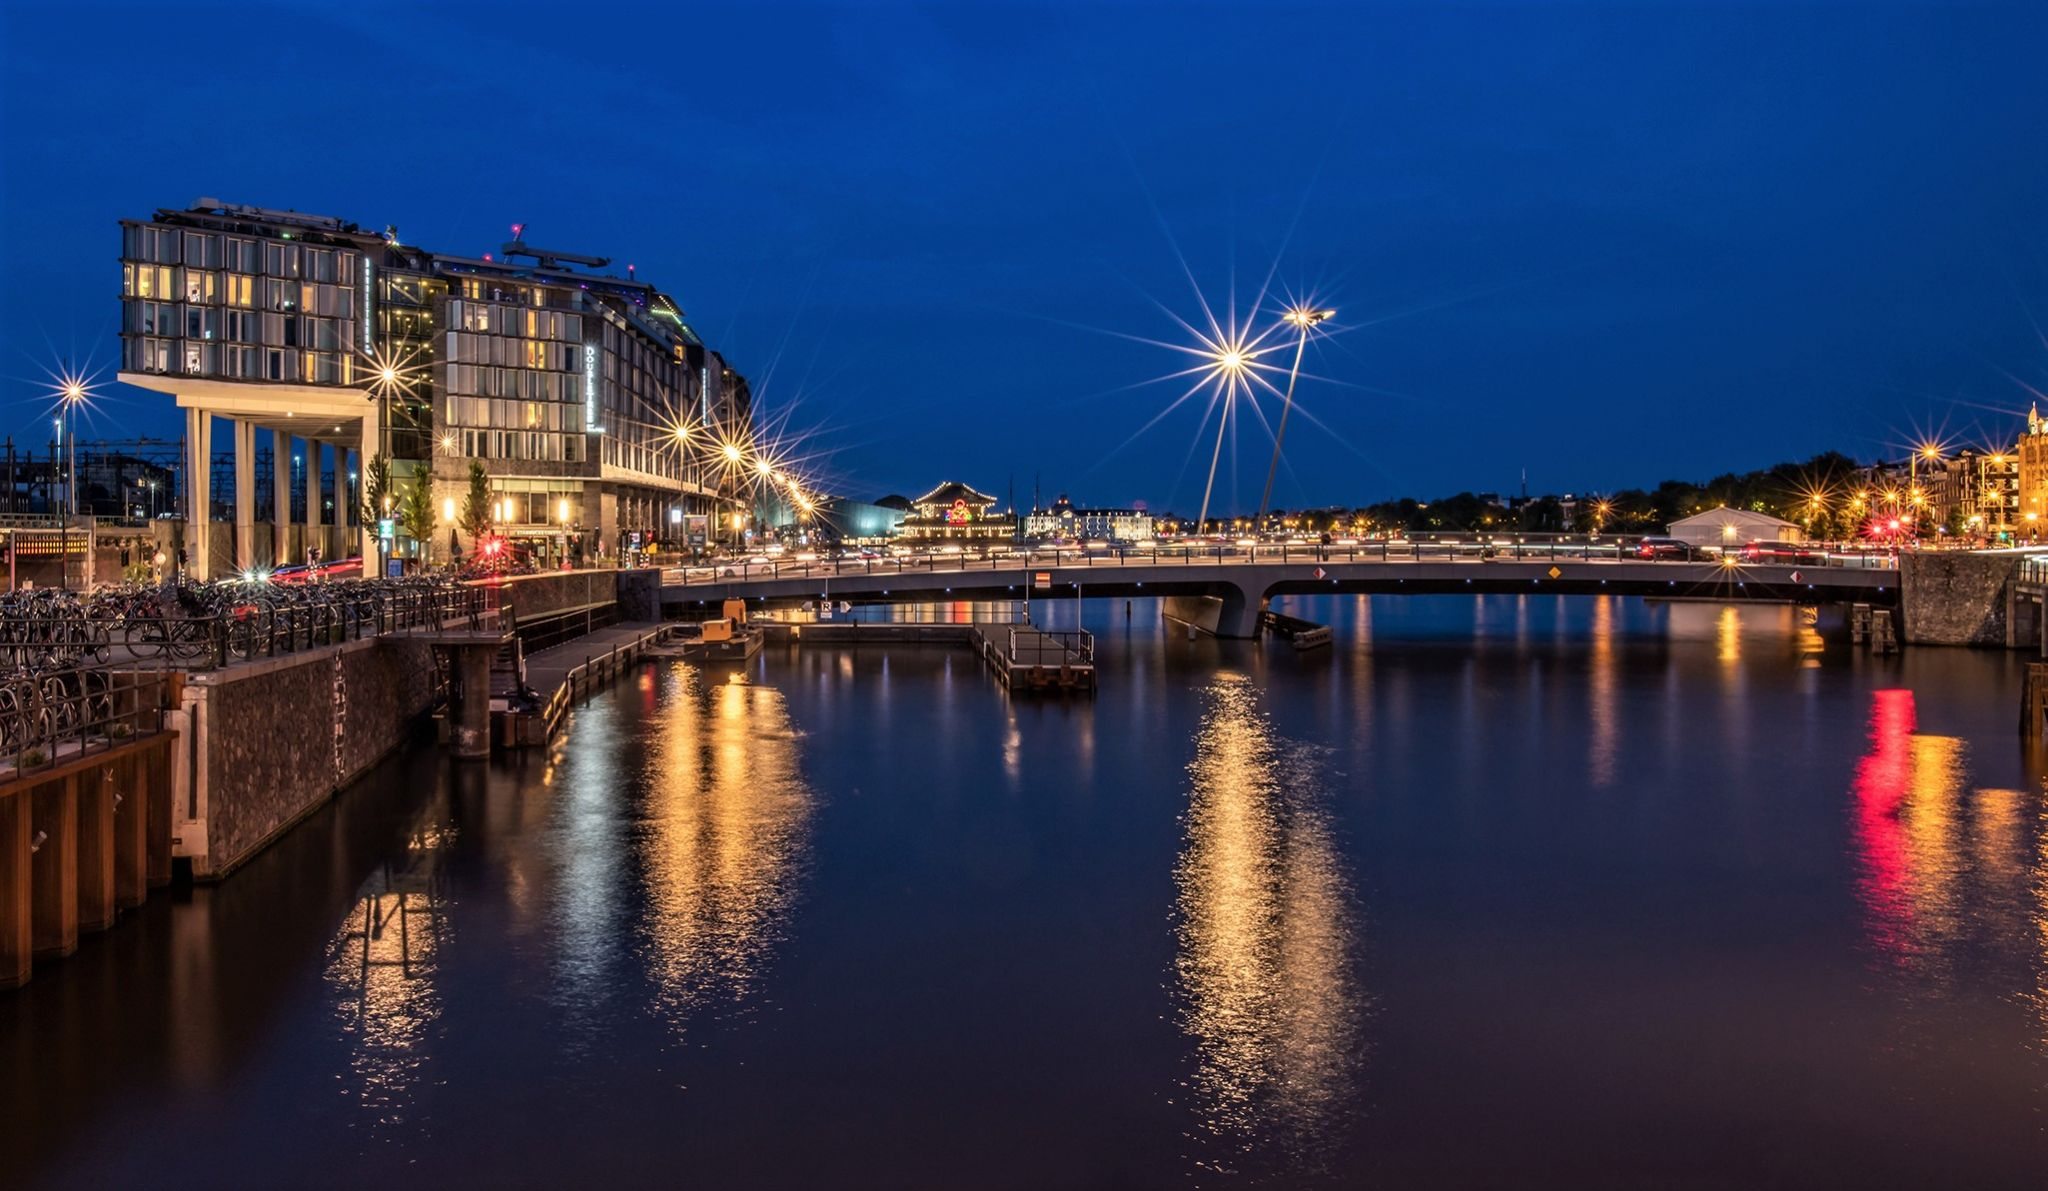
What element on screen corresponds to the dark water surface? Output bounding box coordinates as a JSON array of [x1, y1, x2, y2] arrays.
[[7, 596, 2047, 1188]]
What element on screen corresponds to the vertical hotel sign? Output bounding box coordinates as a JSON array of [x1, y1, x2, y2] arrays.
[[360, 256, 375, 353], [583, 344, 600, 430]]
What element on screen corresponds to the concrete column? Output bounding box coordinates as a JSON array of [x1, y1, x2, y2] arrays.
[[186, 407, 212, 579], [234, 418, 256, 572], [341, 445, 358, 557], [272, 430, 293, 568], [305, 438, 323, 549], [452, 643, 493, 759]]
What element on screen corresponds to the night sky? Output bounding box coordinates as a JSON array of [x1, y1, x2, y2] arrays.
[[3, 1, 2045, 514]]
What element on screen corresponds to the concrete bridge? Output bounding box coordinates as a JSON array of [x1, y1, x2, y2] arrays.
[[660, 546, 1899, 638]]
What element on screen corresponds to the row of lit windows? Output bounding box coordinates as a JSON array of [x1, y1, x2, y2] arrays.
[[123, 226, 354, 282], [445, 331, 576, 371], [457, 429, 582, 464], [444, 300, 579, 341], [127, 302, 350, 351], [125, 338, 353, 384], [442, 363, 581, 403], [443, 396, 576, 432]]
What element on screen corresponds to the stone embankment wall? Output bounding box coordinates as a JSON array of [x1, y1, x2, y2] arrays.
[[172, 569, 653, 878], [180, 637, 438, 878], [1898, 553, 2022, 646]]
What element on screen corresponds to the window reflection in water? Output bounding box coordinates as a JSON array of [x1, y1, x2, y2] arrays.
[[1174, 674, 1361, 1176], [639, 663, 815, 1036], [323, 819, 453, 1132]]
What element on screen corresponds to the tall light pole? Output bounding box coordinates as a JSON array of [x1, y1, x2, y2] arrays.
[[1256, 307, 1334, 529], [1195, 348, 1248, 538]]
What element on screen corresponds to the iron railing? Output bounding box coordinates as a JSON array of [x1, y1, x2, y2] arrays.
[[0, 664, 175, 775]]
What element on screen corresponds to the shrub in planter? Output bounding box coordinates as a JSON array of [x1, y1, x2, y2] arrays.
[[18, 747, 48, 768], [108, 722, 134, 739]]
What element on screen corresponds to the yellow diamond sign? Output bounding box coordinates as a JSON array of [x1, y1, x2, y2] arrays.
[[1547, 566, 1562, 579]]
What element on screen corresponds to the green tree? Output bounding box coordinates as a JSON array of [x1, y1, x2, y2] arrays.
[[398, 478, 437, 564], [459, 460, 491, 539], [358, 453, 393, 527]]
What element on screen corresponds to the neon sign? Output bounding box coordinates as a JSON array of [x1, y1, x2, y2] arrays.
[[584, 343, 600, 430], [946, 498, 973, 525]]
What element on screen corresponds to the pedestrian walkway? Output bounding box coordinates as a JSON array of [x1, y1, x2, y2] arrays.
[[516, 621, 672, 740]]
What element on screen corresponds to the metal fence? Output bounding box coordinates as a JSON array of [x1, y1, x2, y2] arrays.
[[1008, 628, 1094, 667], [0, 665, 175, 775], [0, 582, 496, 673]]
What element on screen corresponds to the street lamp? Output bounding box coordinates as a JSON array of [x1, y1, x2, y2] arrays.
[[1256, 306, 1334, 527], [1195, 344, 1249, 538]]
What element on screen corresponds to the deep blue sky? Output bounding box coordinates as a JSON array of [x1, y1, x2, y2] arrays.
[[4, 1, 2046, 513]]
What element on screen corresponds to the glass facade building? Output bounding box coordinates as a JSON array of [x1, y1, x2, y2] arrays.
[[117, 199, 751, 575]]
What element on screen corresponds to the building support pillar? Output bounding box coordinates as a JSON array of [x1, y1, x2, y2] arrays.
[[186, 407, 212, 580], [233, 418, 256, 573], [361, 401, 384, 573], [449, 643, 493, 760], [305, 439, 324, 563]]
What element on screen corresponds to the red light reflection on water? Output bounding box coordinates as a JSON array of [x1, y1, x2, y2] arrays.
[[1852, 689, 1916, 962]]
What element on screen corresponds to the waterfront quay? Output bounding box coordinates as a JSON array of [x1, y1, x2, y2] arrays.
[[0, 567, 661, 991]]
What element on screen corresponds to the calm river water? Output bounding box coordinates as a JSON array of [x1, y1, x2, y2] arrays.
[[6, 595, 2047, 1188]]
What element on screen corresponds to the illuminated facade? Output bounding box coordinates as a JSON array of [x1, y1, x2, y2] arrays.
[[2019, 407, 2048, 532], [1930, 446, 2018, 535], [117, 199, 752, 576], [1022, 494, 1154, 541], [898, 481, 1016, 540]]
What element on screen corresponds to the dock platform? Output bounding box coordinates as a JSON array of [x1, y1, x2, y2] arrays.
[[968, 623, 1095, 692]]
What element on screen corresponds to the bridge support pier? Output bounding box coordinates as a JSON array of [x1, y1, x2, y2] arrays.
[[1162, 587, 1261, 639], [77, 765, 116, 934], [447, 642, 495, 760]]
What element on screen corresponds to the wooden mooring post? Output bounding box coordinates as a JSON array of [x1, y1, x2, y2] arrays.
[[2022, 663, 2048, 735], [1, 733, 179, 991]]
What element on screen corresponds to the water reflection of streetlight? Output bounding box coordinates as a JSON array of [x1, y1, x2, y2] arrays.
[[324, 822, 450, 1132], [1174, 674, 1360, 1175], [639, 664, 814, 1036]]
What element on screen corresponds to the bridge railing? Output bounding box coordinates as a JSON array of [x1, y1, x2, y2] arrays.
[[662, 540, 1898, 587]]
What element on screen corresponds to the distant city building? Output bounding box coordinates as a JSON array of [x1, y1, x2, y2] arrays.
[[1023, 494, 1153, 541], [117, 198, 754, 577], [1930, 446, 2018, 535], [1665, 506, 1803, 546], [898, 481, 1015, 540], [2019, 406, 2048, 529]]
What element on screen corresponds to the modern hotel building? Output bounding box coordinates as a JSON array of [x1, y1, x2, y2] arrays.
[[118, 199, 751, 576]]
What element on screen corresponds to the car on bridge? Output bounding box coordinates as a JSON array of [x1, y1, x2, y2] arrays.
[[1635, 537, 1696, 560], [1739, 541, 1833, 565]]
